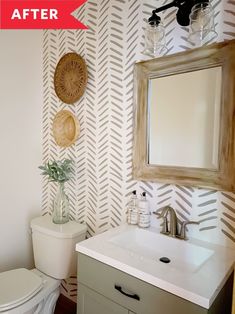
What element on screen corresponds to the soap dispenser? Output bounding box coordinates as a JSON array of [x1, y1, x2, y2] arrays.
[[127, 190, 138, 225], [138, 192, 150, 228]]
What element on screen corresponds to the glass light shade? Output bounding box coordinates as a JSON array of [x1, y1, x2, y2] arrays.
[[142, 22, 167, 57], [188, 3, 217, 46]]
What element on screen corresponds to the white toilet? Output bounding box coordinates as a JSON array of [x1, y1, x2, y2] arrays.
[[0, 215, 87, 314]]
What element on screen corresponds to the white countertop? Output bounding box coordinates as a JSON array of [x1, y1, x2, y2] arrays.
[[76, 224, 235, 309]]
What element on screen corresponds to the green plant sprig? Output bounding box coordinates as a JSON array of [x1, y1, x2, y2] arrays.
[[39, 159, 73, 183]]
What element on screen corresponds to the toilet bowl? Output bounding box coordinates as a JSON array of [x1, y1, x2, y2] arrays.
[[0, 215, 87, 314]]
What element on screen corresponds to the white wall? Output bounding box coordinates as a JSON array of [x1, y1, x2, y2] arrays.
[[0, 30, 43, 272]]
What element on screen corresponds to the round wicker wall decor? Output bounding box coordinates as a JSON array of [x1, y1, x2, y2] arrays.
[[52, 110, 80, 147], [54, 53, 87, 104]]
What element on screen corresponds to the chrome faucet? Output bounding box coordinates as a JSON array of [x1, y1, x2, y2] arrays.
[[154, 206, 199, 240]]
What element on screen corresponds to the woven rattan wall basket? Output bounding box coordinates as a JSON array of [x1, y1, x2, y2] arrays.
[[52, 110, 80, 147], [54, 52, 88, 104]]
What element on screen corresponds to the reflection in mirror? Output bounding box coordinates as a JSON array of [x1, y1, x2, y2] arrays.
[[148, 67, 222, 169]]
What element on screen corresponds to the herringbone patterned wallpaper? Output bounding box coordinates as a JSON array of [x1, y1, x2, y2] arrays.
[[42, 0, 235, 301]]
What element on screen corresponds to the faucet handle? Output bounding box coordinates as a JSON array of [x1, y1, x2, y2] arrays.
[[153, 209, 169, 235], [153, 206, 168, 218], [178, 221, 200, 240], [153, 211, 161, 218]]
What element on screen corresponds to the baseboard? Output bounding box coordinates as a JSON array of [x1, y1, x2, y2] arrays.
[[54, 294, 77, 314]]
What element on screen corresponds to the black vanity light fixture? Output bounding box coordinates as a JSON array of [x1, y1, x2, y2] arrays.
[[142, 0, 217, 57]]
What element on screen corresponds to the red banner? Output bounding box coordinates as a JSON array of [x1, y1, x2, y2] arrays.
[[0, 0, 88, 29]]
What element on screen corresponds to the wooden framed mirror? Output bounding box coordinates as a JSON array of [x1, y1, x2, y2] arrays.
[[133, 40, 235, 191]]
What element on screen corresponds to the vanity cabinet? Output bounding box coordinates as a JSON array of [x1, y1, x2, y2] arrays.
[[77, 253, 233, 314]]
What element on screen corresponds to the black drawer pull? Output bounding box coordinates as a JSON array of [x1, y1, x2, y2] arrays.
[[114, 284, 140, 301]]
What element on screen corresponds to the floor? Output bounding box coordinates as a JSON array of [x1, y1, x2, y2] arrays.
[[54, 294, 76, 314]]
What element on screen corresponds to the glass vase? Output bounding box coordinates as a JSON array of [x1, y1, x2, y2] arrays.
[[53, 182, 69, 224]]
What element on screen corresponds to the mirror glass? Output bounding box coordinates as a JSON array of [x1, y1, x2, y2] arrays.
[[148, 67, 222, 169]]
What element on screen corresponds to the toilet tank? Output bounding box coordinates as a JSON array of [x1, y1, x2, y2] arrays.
[[31, 215, 87, 280]]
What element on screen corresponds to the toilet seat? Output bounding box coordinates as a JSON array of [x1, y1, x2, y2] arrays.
[[0, 268, 43, 312]]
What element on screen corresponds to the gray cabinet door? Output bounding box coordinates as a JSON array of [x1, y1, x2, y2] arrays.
[[78, 283, 129, 314]]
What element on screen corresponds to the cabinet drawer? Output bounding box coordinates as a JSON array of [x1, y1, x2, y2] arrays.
[[77, 253, 207, 314], [78, 283, 129, 314]]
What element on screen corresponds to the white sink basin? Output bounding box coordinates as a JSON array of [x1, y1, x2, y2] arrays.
[[76, 224, 235, 309], [109, 228, 214, 272]]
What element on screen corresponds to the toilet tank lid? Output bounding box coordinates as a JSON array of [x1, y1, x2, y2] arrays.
[[30, 215, 87, 239]]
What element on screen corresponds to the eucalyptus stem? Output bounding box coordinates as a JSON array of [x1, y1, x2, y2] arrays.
[[39, 159, 73, 183]]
